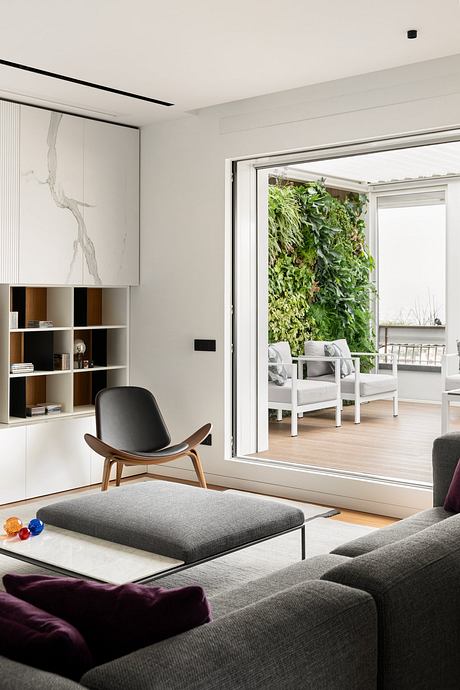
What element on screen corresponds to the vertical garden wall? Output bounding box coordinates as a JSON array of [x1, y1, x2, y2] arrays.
[[268, 180, 375, 355]]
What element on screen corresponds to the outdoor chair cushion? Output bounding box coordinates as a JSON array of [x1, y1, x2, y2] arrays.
[[268, 379, 337, 406], [269, 341, 292, 378], [331, 506, 453, 557], [304, 339, 354, 378], [312, 372, 397, 397], [37, 482, 305, 563], [445, 373, 460, 391]]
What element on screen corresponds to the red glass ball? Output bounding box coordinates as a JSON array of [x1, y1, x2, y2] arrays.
[[18, 527, 31, 540]]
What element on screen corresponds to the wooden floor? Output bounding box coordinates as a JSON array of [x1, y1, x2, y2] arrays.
[[251, 400, 452, 483]]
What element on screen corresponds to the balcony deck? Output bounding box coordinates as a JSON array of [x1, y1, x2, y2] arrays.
[[250, 400, 458, 483]]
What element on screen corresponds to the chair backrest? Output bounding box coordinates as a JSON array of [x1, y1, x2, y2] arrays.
[[95, 386, 171, 452], [304, 339, 353, 378], [270, 341, 292, 377]]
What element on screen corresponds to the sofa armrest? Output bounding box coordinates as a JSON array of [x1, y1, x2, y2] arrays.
[[0, 656, 82, 689], [81, 581, 377, 690], [432, 433, 460, 506]]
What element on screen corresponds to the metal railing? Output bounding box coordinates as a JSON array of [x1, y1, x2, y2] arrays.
[[378, 342, 445, 366]]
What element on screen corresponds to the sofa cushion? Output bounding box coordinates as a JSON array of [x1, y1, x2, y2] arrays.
[[37, 481, 305, 562], [210, 554, 350, 619], [323, 514, 460, 690], [268, 378, 337, 406], [444, 458, 460, 512], [0, 591, 92, 681], [4, 575, 211, 667], [331, 507, 453, 557], [269, 341, 292, 377], [0, 656, 82, 689], [313, 372, 397, 396], [445, 373, 460, 391], [81, 581, 377, 690]]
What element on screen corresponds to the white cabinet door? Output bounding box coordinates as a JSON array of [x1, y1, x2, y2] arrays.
[[0, 426, 26, 503], [19, 106, 85, 285], [83, 121, 139, 286], [26, 417, 91, 497]]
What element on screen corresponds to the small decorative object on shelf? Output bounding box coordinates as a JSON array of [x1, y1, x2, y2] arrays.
[[26, 404, 46, 417], [4, 517, 23, 536], [28, 518, 44, 536], [27, 320, 54, 328], [36, 402, 63, 415], [9, 311, 18, 329], [2, 516, 45, 540], [53, 353, 70, 370], [74, 338, 86, 369]]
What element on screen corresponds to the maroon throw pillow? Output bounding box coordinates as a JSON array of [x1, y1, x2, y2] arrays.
[[0, 591, 92, 680], [444, 458, 460, 513], [4, 574, 211, 665]]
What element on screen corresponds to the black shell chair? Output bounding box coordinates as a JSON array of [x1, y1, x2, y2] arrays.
[[84, 386, 210, 491]]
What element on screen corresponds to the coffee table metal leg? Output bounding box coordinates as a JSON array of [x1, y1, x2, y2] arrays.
[[301, 524, 306, 560]]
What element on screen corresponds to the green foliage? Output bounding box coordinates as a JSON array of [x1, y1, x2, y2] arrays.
[[268, 180, 375, 358]]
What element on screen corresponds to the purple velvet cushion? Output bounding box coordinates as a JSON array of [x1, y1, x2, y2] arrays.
[[0, 591, 92, 680], [4, 574, 211, 665], [444, 458, 460, 512]]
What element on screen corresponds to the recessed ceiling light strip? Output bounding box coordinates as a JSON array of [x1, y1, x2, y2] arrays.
[[0, 58, 173, 107]]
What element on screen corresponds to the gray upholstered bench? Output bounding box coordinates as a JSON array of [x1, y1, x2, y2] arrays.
[[33, 482, 305, 583]]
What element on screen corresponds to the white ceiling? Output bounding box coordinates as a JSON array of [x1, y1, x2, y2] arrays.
[[1, 0, 460, 126], [294, 141, 460, 184]]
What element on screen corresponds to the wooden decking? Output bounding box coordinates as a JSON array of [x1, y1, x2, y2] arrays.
[[251, 400, 456, 483]]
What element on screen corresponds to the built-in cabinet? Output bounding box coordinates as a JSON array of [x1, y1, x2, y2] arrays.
[[0, 101, 139, 286]]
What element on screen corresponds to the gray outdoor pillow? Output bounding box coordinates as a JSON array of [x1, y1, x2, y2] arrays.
[[325, 342, 354, 378], [268, 345, 288, 385]]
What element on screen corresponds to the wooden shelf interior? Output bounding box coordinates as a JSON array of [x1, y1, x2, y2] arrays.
[[10, 330, 72, 369], [73, 367, 127, 408], [10, 374, 71, 419], [11, 287, 71, 328], [74, 288, 126, 327]]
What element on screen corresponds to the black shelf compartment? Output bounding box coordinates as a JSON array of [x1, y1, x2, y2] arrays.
[[74, 329, 107, 368]]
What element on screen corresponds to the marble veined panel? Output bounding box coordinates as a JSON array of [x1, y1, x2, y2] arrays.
[[83, 121, 139, 285], [19, 106, 86, 284], [0, 101, 20, 283]]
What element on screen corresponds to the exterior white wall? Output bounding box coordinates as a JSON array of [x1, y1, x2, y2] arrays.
[[132, 54, 460, 517]]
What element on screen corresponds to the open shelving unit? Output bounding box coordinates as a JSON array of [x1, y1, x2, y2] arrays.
[[0, 286, 129, 424]]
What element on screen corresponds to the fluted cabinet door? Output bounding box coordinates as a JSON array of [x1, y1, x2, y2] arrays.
[[19, 106, 85, 284], [83, 121, 139, 286], [0, 101, 20, 283]]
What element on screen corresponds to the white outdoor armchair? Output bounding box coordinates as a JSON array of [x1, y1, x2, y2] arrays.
[[304, 340, 399, 424], [268, 341, 342, 436], [441, 353, 460, 433]]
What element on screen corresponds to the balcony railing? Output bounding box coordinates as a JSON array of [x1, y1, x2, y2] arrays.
[[379, 324, 445, 368]]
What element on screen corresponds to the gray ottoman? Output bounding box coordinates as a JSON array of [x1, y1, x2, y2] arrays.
[[38, 482, 305, 564]]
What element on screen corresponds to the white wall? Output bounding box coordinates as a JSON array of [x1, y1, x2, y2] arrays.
[[131, 54, 460, 516]]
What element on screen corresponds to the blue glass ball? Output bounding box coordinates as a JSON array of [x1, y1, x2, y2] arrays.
[[28, 518, 44, 536]]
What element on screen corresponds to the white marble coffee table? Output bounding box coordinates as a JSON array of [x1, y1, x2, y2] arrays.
[[0, 526, 184, 585]]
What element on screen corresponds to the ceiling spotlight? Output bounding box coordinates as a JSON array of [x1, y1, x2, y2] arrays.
[[407, 29, 418, 39]]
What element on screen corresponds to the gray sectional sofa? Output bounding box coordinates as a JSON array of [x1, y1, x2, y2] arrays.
[[3, 432, 460, 690]]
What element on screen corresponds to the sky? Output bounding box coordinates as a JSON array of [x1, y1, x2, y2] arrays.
[[378, 204, 446, 325]]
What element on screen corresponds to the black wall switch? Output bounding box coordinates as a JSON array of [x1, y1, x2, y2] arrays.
[[201, 434, 212, 446], [194, 339, 216, 352]]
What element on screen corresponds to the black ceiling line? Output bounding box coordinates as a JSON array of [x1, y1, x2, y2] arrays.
[[0, 58, 174, 107]]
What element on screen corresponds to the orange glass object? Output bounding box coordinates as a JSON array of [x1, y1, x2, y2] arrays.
[[3, 517, 23, 536]]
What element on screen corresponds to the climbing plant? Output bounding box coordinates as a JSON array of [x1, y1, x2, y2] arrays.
[[268, 179, 375, 357]]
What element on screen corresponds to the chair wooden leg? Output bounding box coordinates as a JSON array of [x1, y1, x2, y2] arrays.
[[189, 449, 207, 489], [116, 462, 124, 486], [101, 457, 114, 491]]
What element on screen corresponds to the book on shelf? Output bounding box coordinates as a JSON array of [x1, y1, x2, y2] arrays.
[[26, 405, 46, 417], [27, 320, 54, 328], [10, 363, 34, 374], [37, 402, 63, 414]]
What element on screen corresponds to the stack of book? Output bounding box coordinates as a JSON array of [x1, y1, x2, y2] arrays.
[[10, 363, 34, 374], [27, 320, 54, 328], [53, 353, 70, 370], [26, 402, 62, 417]]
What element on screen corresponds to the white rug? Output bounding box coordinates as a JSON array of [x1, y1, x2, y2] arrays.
[[0, 485, 375, 597]]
